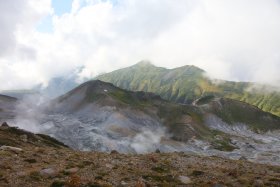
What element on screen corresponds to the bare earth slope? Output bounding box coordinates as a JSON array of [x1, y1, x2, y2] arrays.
[[1, 123, 280, 187]]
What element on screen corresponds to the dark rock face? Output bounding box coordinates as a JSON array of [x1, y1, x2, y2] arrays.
[[0, 122, 68, 148], [1, 122, 9, 127]]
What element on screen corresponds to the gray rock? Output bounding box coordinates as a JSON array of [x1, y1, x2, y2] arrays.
[[253, 179, 264, 187], [121, 181, 128, 186], [17, 171, 27, 177], [239, 156, 247, 161], [105, 163, 113, 169], [40, 168, 57, 177], [179, 175, 192, 184], [0, 145, 23, 152], [20, 134, 28, 142], [64, 167, 79, 174]]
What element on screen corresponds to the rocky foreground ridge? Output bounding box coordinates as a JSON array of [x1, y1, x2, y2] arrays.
[[1, 122, 280, 187]]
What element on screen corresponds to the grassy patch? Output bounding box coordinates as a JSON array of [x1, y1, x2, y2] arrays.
[[151, 165, 170, 173], [191, 170, 204, 176], [29, 171, 41, 181], [196, 95, 215, 105], [0, 138, 17, 146], [24, 158, 37, 163], [86, 92, 106, 102], [210, 131, 237, 152], [50, 180, 65, 187], [109, 90, 140, 106], [36, 134, 68, 148]]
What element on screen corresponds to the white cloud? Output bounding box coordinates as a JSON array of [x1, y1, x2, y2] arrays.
[[0, 0, 52, 89], [0, 0, 280, 90]]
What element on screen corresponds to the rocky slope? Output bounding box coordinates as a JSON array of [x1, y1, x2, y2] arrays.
[[97, 61, 280, 117], [1, 80, 279, 165], [1, 122, 280, 187], [25, 80, 280, 166]]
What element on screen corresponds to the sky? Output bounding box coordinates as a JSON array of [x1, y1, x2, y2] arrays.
[[0, 0, 280, 90]]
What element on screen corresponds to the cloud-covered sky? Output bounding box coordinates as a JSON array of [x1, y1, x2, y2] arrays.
[[0, 0, 280, 90]]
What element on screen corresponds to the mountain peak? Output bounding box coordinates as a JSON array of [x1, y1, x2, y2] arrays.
[[134, 60, 154, 67], [76, 80, 117, 94], [177, 64, 205, 73]]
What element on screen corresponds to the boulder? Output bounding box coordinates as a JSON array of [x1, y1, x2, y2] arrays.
[[0, 145, 23, 152], [39, 168, 57, 177], [64, 167, 79, 174], [20, 134, 28, 142], [179, 175, 192, 184], [1, 122, 9, 127]]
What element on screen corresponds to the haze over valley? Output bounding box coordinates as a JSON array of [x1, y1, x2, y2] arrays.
[[1, 75, 280, 167]]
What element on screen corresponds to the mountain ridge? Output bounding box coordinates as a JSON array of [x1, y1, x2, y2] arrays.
[[97, 61, 280, 116]]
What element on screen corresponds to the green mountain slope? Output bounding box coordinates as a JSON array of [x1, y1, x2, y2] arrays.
[[97, 61, 280, 117]]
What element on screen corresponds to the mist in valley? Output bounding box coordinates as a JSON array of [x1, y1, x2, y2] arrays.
[[4, 91, 280, 166]]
